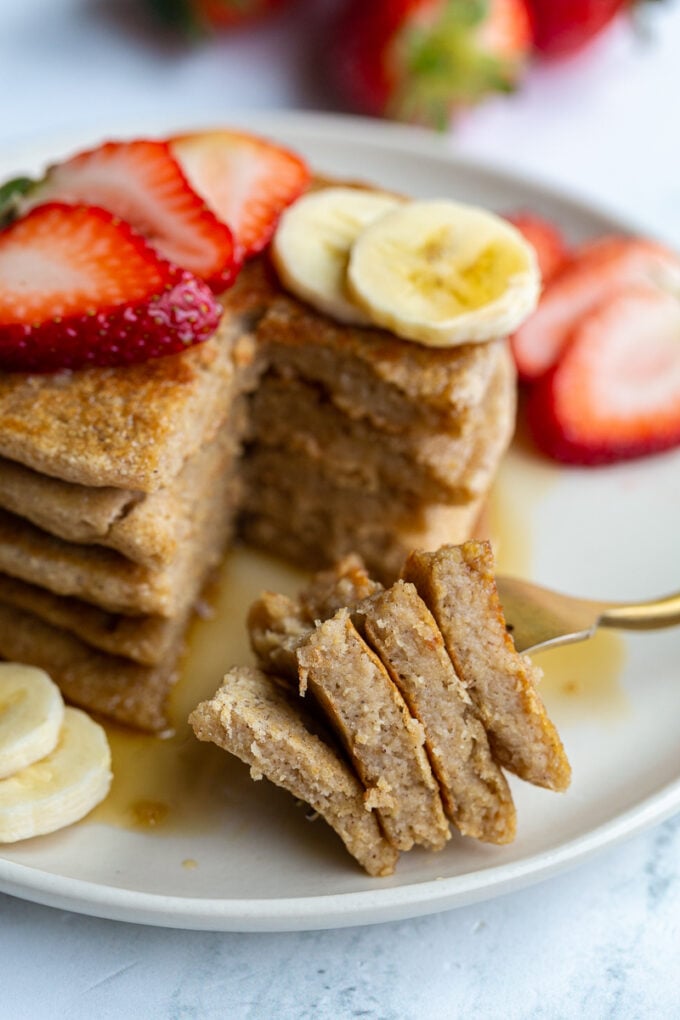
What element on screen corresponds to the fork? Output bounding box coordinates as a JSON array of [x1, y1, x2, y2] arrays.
[[495, 577, 680, 654]]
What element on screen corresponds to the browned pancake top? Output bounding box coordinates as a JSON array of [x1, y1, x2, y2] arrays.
[[0, 260, 275, 493], [258, 296, 500, 419]]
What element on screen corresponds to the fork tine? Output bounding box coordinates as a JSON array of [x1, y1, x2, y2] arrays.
[[495, 577, 605, 654]]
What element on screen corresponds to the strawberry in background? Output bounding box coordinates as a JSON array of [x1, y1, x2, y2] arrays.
[[331, 0, 533, 128], [145, 0, 293, 34], [506, 212, 571, 284], [527, 0, 653, 59]]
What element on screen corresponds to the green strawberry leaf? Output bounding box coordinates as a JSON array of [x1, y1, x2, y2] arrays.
[[145, 0, 205, 36], [0, 177, 35, 229]]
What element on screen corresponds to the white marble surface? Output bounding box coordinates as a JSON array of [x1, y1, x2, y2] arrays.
[[1, 1, 680, 1016], [2, 816, 680, 1018]]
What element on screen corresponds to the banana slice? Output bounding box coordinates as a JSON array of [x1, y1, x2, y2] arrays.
[[271, 186, 403, 324], [0, 706, 112, 842], [347, 200, 541, 347], [0, 663, 64, 779]]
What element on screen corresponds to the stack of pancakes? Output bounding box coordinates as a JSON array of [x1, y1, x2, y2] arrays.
[[240, 286, 516, 583], [0, 253, 516, 732], [0, 267, 269, 732]]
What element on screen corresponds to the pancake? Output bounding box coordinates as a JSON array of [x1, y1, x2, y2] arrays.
[[403, 541, 572, 792], [248, 557, 515, 844], [0, 460, 237, 616], [0, 184, 519, 732], [352, 581, 516, 844], [0, 260, 271, 492], [296, 609, 450, 852], [0, 574, 186, 666], [0, 404, 246, 568], [240, 452, 488, 584], [0, 600, 186, 731], [257, 295, 501, 436], [247, 347, 514, 504], [190, 666, 399, 877]]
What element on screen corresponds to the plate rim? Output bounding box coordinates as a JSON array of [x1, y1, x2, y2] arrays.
[[2, 774, 680, 931], [0, 110, 678, 931], [0, 108, 669, 243]]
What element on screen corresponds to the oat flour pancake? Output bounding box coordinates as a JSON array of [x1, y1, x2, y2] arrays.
[[403, 542, 572, 792], [190, 666, 399, 877], [0, 410, 245, 567], [0, 261, 270, 492]]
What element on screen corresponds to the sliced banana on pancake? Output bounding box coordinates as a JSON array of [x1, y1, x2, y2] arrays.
[[271, 186, 403, 325], [0, 663, 64, 779], [347, 200, 540, 347], [0, 706, 112, 842]]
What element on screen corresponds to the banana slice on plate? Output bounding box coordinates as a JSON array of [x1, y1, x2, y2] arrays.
[[0, 663, 64, 779], [0, 706, 112, 842], [347, 200, 541, 347], [272, 186, 403, 324]]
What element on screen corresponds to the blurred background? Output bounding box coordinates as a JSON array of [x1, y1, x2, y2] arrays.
[[1, 0, 679, 239]]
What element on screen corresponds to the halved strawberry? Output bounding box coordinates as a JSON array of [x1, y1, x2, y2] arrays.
[[511, 236, 680, 383], [17, 140, 238, 291], [170, 130, 310, 259], [527, 285, 680, 465], [0, 203, 221, 373], [505, 211, 570, 284]]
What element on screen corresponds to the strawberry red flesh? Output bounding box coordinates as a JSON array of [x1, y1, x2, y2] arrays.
[[195, 0, 291, 27], [171, 130, 310, 259], [505, 211, 570, 283], [0, 203, 221, 373], [527, 285, 680, 465], [527, 0, 631, 59], [20, 140, 238, 291], [511, 235, 680, 382]]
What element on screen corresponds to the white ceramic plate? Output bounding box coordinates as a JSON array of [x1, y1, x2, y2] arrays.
[[0, 113, 679, 932]]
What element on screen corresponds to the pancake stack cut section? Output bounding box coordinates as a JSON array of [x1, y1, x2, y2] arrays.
[[239, 292, 517, 583], [193, 544, 569, 874]]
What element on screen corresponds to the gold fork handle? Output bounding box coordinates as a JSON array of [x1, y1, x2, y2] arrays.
[[600, 592, 680, 631]]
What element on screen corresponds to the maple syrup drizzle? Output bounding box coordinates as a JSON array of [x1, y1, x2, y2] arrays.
[[89, 548, 307, 834], [484, 432, 628, 723], [533, 631, 628, 723]]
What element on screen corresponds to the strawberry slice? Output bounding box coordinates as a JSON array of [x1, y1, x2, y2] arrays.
[[170, 130, 310, 259], [527, 285, 680, 465], [19, 140, 238, 291], [511, 236, 680, 382], [505, 211, 570, 284], [0, 203, 221, 373]]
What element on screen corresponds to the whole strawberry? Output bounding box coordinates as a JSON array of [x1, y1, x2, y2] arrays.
[[331, 0, 533, 128]]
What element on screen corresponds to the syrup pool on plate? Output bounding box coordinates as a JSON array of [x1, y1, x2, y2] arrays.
[[89, 547, 308, 834], [486, 427, 628, 724]]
